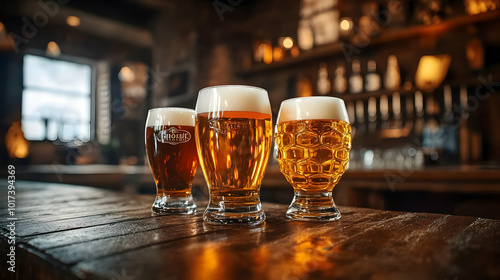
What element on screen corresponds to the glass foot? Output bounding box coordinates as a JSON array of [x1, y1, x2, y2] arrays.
[[152, 195, 196, 215], [203, 203, 266, 226], [286, 191, 341, 222]]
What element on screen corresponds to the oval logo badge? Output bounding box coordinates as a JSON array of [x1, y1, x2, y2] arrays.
[[208, 119, 250, 134], [157, 127, 191, 145]]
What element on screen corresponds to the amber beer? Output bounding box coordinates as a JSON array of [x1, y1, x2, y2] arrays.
[[195, 86, 272, 225], [145, 108, 198, 214], [275, 97, 351, 221]]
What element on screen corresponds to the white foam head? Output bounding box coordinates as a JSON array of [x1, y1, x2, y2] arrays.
[[277, 96, 350, 123], [196, 85, 271, 115], [146, 107, 195, 127]]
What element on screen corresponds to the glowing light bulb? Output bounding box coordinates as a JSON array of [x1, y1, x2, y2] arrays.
[[340, 20, 350, 30], [46, 41, 61, 57], [282, 37, 294, 49], [66, 16, 80, 27]]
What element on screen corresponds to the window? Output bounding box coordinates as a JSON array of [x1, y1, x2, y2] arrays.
[[22, 54, 92, 142]]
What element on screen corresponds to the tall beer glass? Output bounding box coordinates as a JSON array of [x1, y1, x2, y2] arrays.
[[145, 108, 198, 214], [195, 85, 272, 225], [275, 97, 351, 221]]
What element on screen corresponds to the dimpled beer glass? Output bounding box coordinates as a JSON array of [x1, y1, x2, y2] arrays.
[[145, 108, 198, 214], [195, 85, 273, 225], [275, 97, 351, 221]]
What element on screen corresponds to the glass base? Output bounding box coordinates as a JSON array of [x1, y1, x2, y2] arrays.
[[152, 195, 196, 215], [286, 191, 341, 222], [203, 203, 266, 226]]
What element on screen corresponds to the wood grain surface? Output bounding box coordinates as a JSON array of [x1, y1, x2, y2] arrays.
[[1, 180, 499, 280]]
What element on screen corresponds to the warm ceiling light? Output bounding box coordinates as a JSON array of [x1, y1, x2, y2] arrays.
[[262, 43, 273, 64], [119, 66, 135, 82], [282, 37, 294, 49], [6, 121, 29, 159], [66, 16, 80, 27], [415, 55, 451, 91], [46, 41, 61, 57], [290, 46, 300, 57], [273, 46, 284, 62], [340, 19, 352, 31]]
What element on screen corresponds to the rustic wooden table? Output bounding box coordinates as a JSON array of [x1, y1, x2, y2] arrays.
[[1, 180, 500, 280]]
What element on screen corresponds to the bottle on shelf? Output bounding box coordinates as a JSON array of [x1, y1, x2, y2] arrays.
[[386, 92, 404, 135], [365, 60, 381, 92], [355, 99, 366, 138], [347, 101, 356, 129], [317, 62, 331, 95], [297, 19, 314, 51], [368, 96, 385, 169], [379, 95, 390, 130], [333, 64, 347, 94], [384, 55, 401, 91], [349, 59, 363, 94], [346, 102, 358, 169], [458, 85, 482, 164], [413, 91, 425, 143], [459, 85, 470, 164], [354, 100, 368, 169], [441, 85, 459, 164], [367, 96, 378, 133], [422, 94, 443, 165], [403, 91, 425, 169], [404, 92, 414, 133]]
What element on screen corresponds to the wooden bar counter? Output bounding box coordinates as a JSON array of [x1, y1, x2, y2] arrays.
[[1, 180, 500, 280]]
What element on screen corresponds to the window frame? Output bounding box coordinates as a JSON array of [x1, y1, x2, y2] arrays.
[[21, 50, 97, 143]]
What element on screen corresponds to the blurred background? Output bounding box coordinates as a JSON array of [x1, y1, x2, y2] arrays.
[[1, 0, 500, 218]]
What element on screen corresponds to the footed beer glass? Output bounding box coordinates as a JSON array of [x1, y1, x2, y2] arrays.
[[195, 85, 272, 225], [145, 108, 198, 214], [275, 97, 351, 221]]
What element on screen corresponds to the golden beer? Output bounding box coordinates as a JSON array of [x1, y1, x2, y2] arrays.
[[195, 86, 272, 225], [276, 97, 351, 221], [196, 111, 272, 205], [145, 108, 198, 214], [276, 120, 351, 190]]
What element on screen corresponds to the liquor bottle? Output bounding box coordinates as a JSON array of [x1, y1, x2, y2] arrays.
[[459, 85, 470, 164], [441, 85, 459, 164], [413, 91, 425, 142], [458, 85, 482, 164], [317, 62, 331, 95], [297, 20, 314, 51], [404, 92, 414, 132], [368, 97, 382, 169], [349, 59, 363, 93], [422, 94, 442, 165], [355, 99, 366, 147], [333, 65, 347, 94], [389, 92, 403, 133], [384, 55, 401, 90], [367, 96, 377, 133], [365, 60, 381, 92], [355, 99, 366, 135], [346, 102, 358, 169], [379, 95, 389, 130]]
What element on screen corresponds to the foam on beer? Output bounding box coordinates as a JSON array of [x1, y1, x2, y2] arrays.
[[277, 97, 350, 123], [147, 107, 195, 126], [196, 85, 271, 115]]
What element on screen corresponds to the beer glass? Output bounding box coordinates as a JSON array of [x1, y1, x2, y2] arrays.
[[145, 108, 198, 214], [275, 97, 351, 221], [195, 85, 272, 225]]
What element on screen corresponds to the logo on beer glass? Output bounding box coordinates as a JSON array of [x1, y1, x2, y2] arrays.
[[208, 118, 250, 134], [157, 127, 192, 145]]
